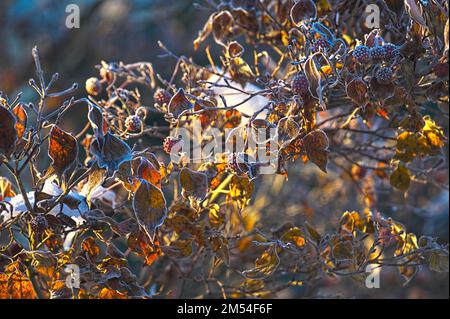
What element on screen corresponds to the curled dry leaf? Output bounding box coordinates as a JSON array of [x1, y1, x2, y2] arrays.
[[304, 52, 327, 108], [242, 245, 280, 280], [212, 10, 234, 45], [48, 125, 78, 175], [227, 41, 244, 58], [179, 167, 209, 201], [132, 179, 167, 236], [88, 103, 108, 139], [0, 105, 18, 157], [90, 132, 132, 175], [12, 103, 27, 140], [290, 0, 317, 26], [404, 0, 427, 28], [167, 88, 193, 120]]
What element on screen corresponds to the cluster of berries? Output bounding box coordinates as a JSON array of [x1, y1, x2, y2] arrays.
[[352, 43, 399, 64]]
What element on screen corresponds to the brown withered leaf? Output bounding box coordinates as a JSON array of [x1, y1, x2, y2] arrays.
[[304, 52, 327, 108], [82, 236, 101, 260], [128, 230, 162, 265], [12, 103, 27, 140], [242, 245, 280, 280], [290, 0, 317, 26], [229, 175, 254, 209], [346, 78, 368, 107], [0, 105, 18, 157], [302, 129, 329, 173], [0, 264, 36, 299], [404, 0, 427, 28], [369, 77, 396, 101], [229, 57, 255, 86], [227, 41, 244, 58], [168, 88, 193, 119], [49, 125, 78, 175], [132, 179, 167, 236], [134, 157, 162, 188], [179, 167, 209, 201], [212, 10, 234, 45]]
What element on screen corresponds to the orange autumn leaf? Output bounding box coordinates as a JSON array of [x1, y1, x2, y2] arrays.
[[48, 125, 78, 175]]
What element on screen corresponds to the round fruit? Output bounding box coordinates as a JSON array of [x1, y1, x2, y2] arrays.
[[125, 115, 142, 132], [375, 66, 394, 85], [290, 73, 310, 96], [370, 46, 386, 61], [85, 77, 102, 96], [353, 45, 371, 64], [312, 38, 331, 52], [383, 43, 399, 60], [154, 88, 172, 106]]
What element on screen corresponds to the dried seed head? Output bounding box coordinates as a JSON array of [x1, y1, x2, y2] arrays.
[[85, 77, 102, 96]]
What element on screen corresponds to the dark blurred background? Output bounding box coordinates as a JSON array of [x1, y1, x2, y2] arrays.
[[0, 0, 448, 298]]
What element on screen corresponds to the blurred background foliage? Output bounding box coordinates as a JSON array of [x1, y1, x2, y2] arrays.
[[0, 0, 448, 298]]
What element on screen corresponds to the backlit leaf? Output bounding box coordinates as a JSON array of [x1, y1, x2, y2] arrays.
[[48, 125, 78, 175], [132, 179, 167, 235]]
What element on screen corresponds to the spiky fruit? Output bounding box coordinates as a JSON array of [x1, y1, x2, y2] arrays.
[[30, 215, 48, 235], [383, 43, 399, 60], [375, 66, 393, 85], [163, 136, 182, 154], [290, 73, 310, 96], [85, 77, 102, 96], [125, 115, 142, 132], [370, 46, 386, 61], [153, 88, 172, 106], [353, 45, 371, 64], [312, 38, 331, 51]]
